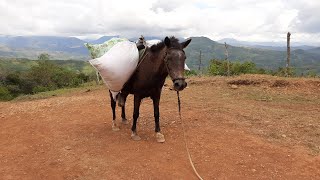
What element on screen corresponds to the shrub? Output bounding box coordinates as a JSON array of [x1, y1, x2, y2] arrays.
[[32, 86, 50, 94], [0, 86, 13, 101], [208, 60, 259, 76], [185, 70, 198, 76]]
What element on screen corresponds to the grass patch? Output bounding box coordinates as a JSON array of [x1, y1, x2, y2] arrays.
[[13, 82, 102, 101]]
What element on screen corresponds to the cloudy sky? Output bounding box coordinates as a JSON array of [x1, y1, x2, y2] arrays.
[[1, 0, 320, 45]]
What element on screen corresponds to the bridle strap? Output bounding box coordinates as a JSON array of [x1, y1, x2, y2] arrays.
[[163, 47, 186, 81]]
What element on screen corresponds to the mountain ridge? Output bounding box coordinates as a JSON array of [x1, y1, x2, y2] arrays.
[[0, 35, 319, 74]]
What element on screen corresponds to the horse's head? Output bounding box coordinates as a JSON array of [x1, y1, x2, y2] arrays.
[[163, 37, 192, 91]]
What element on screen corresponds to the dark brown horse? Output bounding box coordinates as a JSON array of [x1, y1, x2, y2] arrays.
[[109, 36, 191, 142]]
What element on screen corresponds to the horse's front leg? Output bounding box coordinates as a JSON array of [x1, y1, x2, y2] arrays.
[[131, 95, 142, 141], [152, 92, 165, 143]]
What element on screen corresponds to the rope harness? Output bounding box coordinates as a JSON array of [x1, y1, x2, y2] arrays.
[[177, 91, 204, 180], [164, 47, 203, 179]]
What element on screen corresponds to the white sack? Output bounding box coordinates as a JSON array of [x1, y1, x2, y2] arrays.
[[89, 41, 139, 93]]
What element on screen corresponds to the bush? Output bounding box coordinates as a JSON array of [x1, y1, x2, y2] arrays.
[[274, 67, 296, 77], [306, 70, 317, 78], [208, 60, 259, 76], [185, 70, 197, 76], [0, 86, 13, 101], [32, 86, 50, 94], [208, 60, 228, 76]]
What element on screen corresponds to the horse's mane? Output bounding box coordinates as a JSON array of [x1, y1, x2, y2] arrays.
[[150, 36, 181, 52]]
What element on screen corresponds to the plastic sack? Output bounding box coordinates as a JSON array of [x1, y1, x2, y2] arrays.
[[184, 64, 190, 71], [85, 38, 128, 58], [89, 41, 139, 94]]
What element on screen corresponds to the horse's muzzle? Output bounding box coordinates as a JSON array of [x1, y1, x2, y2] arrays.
[[173, 79, 187, 91]]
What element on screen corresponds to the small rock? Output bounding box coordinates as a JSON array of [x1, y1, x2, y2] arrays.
[[65, 146, 72, 150], [231, 85, 238, 89], [251, 169, 257, 172], [281, 134, 287, 138]]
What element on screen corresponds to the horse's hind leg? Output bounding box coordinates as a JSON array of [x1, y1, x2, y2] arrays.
[[131, 95, 142, 141], [109, 90, 120, 131], [121, 93, 129, 125]]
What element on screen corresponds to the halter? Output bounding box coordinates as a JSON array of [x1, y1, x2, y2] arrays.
[[163, 47, 186, 82]]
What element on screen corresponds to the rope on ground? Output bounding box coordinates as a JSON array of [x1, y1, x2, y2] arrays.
[[177, 91, 204, 180]]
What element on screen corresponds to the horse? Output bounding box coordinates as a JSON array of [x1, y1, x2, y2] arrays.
[[109, 36, 191, 143]]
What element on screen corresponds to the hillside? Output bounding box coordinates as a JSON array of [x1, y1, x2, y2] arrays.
[[218, 38, 316, 51], [0, 36, 91, 60], [0, 58, 94, 75], [0, 35, 319, 74], [186, 37, 320, 74]]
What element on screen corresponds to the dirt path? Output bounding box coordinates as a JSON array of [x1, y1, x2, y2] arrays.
[[1, 75, 320, 179]]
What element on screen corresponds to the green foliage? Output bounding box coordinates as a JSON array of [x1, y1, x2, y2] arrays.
[[272, 67, 296, 77], [29, 60, 58, 88], [208, 60, 258, 76], [207, 59, 301, 77], [306, 70, 317, 78], [0, 86, 13, 101], [38, 53, 50, 61], [32, 86, 50, 94], [0, 55, 95, 101], [185, 70, 198, 76]]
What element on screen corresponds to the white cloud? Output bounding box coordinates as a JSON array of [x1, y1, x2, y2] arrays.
[[0, 0, 319, 45]]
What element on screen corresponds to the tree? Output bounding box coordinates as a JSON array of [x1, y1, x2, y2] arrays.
[[38, 53, 50, 61]]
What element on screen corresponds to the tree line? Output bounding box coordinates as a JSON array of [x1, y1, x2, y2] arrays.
[[1, 54, 318, 101], [185, 59, 318, 78], [0, 54, 94, 101]]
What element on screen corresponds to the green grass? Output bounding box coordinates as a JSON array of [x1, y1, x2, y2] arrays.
[[13, 81, 102, 101]]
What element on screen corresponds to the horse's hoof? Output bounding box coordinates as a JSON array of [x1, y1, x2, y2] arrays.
[[156, 132, 165, 143], [131, 132, 141, 141], [112, 124, 120, 131], [122, 118, 129, 125]]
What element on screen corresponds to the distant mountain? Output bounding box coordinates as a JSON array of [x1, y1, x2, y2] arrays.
[[185, 37, 320, 74], [0, 36, 89, 60], [218, 38, 316, 51], [89, 35, 119, 44], [306, 47, 320, 56], [0, 35, 319, 74]]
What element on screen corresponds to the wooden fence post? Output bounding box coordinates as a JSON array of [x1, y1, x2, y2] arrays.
[[225, 42, 230, 76], [286, 32, 291, 76]]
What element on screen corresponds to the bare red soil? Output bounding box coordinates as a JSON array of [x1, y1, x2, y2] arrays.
[[1, 75, 320, 179]]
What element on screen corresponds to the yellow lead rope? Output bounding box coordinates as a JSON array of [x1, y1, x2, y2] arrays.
[[177, 91, 204, 180]]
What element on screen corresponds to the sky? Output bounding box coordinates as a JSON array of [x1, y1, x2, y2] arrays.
[[1, 0, 320, 45]]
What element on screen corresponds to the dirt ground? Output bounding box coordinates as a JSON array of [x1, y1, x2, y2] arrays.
[[1, 75, 320, 180]]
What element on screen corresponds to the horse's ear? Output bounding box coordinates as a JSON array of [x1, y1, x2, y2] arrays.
[[164, 37, 171, 47], [181, 38, 192, 49]]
